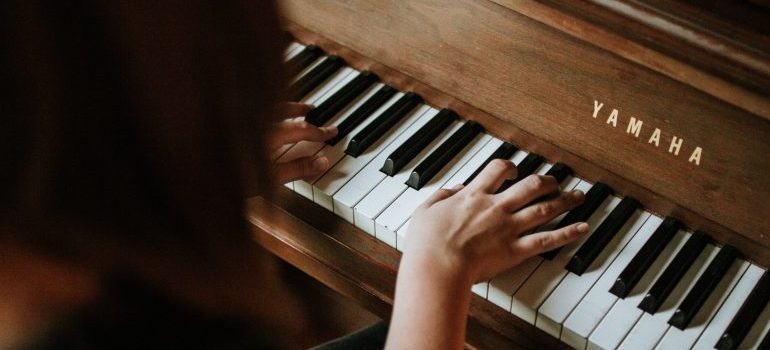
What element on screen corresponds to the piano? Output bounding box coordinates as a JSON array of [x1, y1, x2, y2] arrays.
[[248, 1, 770, 349]]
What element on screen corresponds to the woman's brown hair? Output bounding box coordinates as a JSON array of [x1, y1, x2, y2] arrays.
[[3, 0, 287, 297]]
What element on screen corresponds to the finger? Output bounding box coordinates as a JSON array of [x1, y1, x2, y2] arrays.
[[272, 155, 330, 183], [422, 184, 464, 207], [284, 102, 312, 118], [272, 119, 338, 147], [496, 174, 559, 211], [514, 222, 589, 257], [466, 159, 517, 194], [509, 190, 585, 233]]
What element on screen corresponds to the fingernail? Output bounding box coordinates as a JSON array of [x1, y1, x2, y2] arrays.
[[451, 183, 464, 190], [312, 156, 329, 172], [572, 190, 585, 200], [576, 222, 589, 233]]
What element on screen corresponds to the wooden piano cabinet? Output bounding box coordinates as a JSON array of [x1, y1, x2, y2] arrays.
[[277, 0, 770, 266], [250, 0, 770, 348]]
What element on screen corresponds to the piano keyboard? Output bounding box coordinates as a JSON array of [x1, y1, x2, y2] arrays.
[[278, 42, 770, 350]]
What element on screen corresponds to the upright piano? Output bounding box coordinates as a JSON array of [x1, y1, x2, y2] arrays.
[[248, 1, 770, 349]]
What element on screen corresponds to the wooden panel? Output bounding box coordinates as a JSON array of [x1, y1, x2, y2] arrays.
[[247, 188, 569, 349], [279, 0, 770, 263], [492, 0, 770, 117]]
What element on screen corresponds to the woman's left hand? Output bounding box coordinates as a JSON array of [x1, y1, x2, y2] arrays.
[[268, 102, 338, 183]]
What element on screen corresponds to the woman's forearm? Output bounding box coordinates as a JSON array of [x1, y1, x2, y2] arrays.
[[385, 254, 474, 350]]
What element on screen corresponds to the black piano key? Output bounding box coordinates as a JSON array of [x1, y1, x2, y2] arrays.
[[714, 270, 770, 350], [462, 142, 518, 186], [669, 245, 739, 330], [544, 162, 573, 184], [286, 44, 323, 76], [496, 153, 544, 193], [289, 55, 345, 102], [345, 92, 422, 157], [565, 196, 640, 276], [406, 121, 484, 190], [717, 270, 770, 350], [609, 217, 681, 298], [306, 71, 378, 127], [540, 182, 613, 260], [637, 232, 710, 314], [326, 85, 397, 146], [380, 109, 456, 176]]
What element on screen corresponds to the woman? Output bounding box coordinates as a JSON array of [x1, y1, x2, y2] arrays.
[[2, 1, 586, 349]]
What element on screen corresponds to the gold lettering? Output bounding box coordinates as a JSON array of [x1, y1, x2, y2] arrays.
[[593, 100, 604, 118], [626, 117, 643, 138], [688, 147, 702, 166], [648, 128, 661, 147], [669, 136, 683, 155], [606, 109, 618, 127]]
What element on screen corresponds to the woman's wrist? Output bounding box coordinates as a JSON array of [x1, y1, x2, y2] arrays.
[[399, 248, 476, 294]]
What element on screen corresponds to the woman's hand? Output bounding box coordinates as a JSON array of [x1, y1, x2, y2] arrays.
[[268, 102, 337, 184], [404, 158, 588, 283], [386, 159, 588, 350]]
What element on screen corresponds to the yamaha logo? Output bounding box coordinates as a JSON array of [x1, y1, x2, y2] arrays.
[[592, 100, 703, 166]]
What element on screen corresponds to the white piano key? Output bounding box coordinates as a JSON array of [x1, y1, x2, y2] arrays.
[[737, 299, 770, 350], [587, 228, 690, 350], [395, 219, 410, 252], [488, 257, 543, 310], [438, 139, 504, 190], [617, 243, 720, 350], [291, 56, 325, 83], [376, 134, 493, 247], [511, 180, 602, 325], [533, 162, 553, 177], [328, 105, 437, 223], [299, 67, 357, 106], [561, 214, 663, 350], [310, 92, 406, 211], [692, 264, 765, 350], [354, 120, 463, 236], [284, 42, 305, 60], [472, 282, 489, 298], [656, 259, 749, 350], [536, 208, 651, 339], [509, 150, 529, 168]]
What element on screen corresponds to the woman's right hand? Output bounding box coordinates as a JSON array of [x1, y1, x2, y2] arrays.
[[403, 158, 588, 287], [386, 159, 588, 350]]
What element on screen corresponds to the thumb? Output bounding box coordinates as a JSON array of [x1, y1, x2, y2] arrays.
[[273, 156, 330, 184]]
